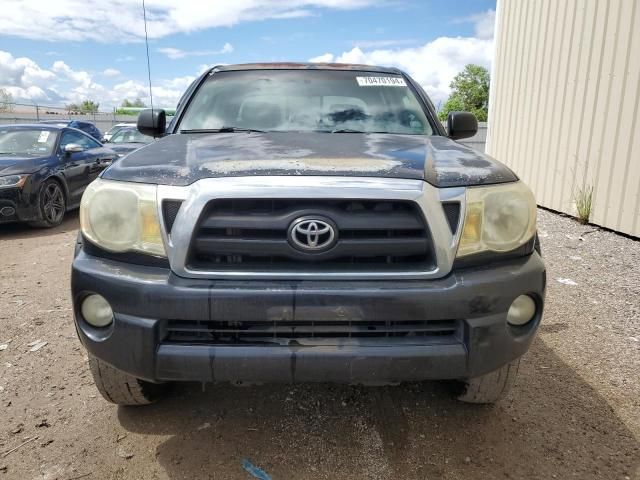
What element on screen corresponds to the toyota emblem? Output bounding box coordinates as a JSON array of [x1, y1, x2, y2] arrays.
[[288, 217, 337, 252]]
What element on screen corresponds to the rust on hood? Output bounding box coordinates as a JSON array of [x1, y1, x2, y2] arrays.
[[103, 132, 517, 187]]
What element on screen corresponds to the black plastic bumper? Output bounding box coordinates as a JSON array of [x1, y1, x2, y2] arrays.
[[71, 250, 546, 384], [0, 184, 39, 224]]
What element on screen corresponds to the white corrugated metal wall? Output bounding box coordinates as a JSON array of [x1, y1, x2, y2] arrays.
[[487, 0, 640, 236]]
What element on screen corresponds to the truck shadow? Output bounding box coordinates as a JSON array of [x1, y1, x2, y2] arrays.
[[117, 338, 639, 480], [0, 210, 79, 240]]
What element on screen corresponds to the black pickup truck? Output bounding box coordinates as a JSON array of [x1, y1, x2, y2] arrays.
[[71, 63, 545, 405]]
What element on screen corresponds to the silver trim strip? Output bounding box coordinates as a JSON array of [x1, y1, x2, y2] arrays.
[[157, 176, 465, 280]]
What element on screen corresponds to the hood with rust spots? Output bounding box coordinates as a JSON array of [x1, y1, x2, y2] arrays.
[[102, 132, 517, 187]]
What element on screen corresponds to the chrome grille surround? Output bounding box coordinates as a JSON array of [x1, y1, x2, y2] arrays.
[[157, 176, 465, 280]]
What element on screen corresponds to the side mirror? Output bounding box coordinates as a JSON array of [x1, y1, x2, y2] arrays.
[[447, 111, 478, 140], [137, 108, 166, 138], [64, 143, 84, 153]]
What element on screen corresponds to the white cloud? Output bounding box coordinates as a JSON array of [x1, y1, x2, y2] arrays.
[[112, 80, 185, 108], [158, 43, 234, 60], [2, 86, 50, 102], [162, 75, 197, 90], [453, 9, 496, 40], [0, 1, 377, 43], [308, 53, 335, 63], [102, 68, 121, 78], [52, 61, 95, 89], [0, 49, 188, 108], [0, 50, 56, 88], [308, 11, 495, 105]]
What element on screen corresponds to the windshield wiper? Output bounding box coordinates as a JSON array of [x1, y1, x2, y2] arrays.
[[329, 128, 391, 134], [180, 127, 265, 134], [330, 128, 367, 134]]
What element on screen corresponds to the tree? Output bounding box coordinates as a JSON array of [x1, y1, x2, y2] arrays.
[[121, 98, 146, 108], [79, 100, 100, 113], [66, 103, 80, 113], [0, 88, 14, 112], [438, 64, 490, 122]]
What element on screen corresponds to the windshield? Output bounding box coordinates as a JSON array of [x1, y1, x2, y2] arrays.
[[106, 125, 128, 136], [179, 70, 433, 135], [0, 128, 57, 156], [110, 128, 152, 144]]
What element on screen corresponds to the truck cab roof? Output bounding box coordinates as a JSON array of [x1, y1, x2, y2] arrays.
[[212, 62, 402, 75]]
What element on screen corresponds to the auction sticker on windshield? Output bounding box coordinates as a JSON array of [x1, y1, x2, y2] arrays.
[[356, 76, 407, 87], [37, 131, 50, 143]]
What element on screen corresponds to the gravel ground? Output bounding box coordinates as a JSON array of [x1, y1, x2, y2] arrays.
[[0, 209, 638, 480]]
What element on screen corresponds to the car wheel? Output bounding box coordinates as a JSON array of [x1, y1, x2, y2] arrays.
[[88, 356, 169, 406], [456, 358, 520, 404], [30, 179, 66, 228]]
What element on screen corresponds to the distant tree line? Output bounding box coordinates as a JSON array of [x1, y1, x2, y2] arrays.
[[120, 98, 147, 108], [0, 91, 152, 116], [62, 98, 147, 115], [115, 98, 147, 115], [66, 100, 100, 114]]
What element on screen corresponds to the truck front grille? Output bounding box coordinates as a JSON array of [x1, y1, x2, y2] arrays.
[[162, 200, 183, 234], [164, 318, 459, 345], [187, 199, 435, 273]]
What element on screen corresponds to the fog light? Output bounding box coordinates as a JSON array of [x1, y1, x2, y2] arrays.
[[507, 295, 536, 326], [81, 294, 113, 327]]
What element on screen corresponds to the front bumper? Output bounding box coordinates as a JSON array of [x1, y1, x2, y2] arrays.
[[0, 182, 40, 224], [71, 250, 546, 384]]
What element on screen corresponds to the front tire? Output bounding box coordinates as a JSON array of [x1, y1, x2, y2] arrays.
[[457, 358, 520, 404], [88, 356, 168, 406], [30, 179, 66, 228]]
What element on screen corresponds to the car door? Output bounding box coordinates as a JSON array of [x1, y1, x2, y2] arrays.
[[73, 131, 116, 182], [58, 129, 108, 204], [81, 135, 117, 180], [58, 129, 92, 204]]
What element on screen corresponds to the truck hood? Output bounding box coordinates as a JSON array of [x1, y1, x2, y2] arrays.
[[102, 132, 517, 187]]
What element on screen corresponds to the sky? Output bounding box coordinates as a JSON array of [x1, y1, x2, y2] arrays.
[[0, 0, 496, 111]]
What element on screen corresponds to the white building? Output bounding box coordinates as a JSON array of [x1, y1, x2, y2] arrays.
[[487, 0, 640, 236]]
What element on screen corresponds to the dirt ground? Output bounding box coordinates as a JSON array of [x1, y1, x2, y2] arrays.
[[0, 209, 638, 480]]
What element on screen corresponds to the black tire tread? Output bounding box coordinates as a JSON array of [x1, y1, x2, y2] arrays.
[[457, 358, 520, 404], [88, 356, 165, 406]]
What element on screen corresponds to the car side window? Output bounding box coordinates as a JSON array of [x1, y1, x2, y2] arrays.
[[80, 133, 101, 149], [59, 130, 100, 151]]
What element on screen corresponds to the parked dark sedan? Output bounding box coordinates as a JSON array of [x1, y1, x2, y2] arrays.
[[39, 120, 102, 141], [0, 124, 116, 227], [105, 126, 153, 158]]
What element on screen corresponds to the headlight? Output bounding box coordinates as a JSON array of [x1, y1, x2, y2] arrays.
[[457, 181, 537, 257], [80, 178, 166, 257], [0, 175, 28, 188]]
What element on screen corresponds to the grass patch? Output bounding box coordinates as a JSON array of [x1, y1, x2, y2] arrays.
[[572, 184, 594, 224]]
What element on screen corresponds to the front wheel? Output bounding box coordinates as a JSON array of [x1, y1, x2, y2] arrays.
[[29, 179, 66, 228], [88, 357, 168, 406], [457, 358, 520, 404]]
